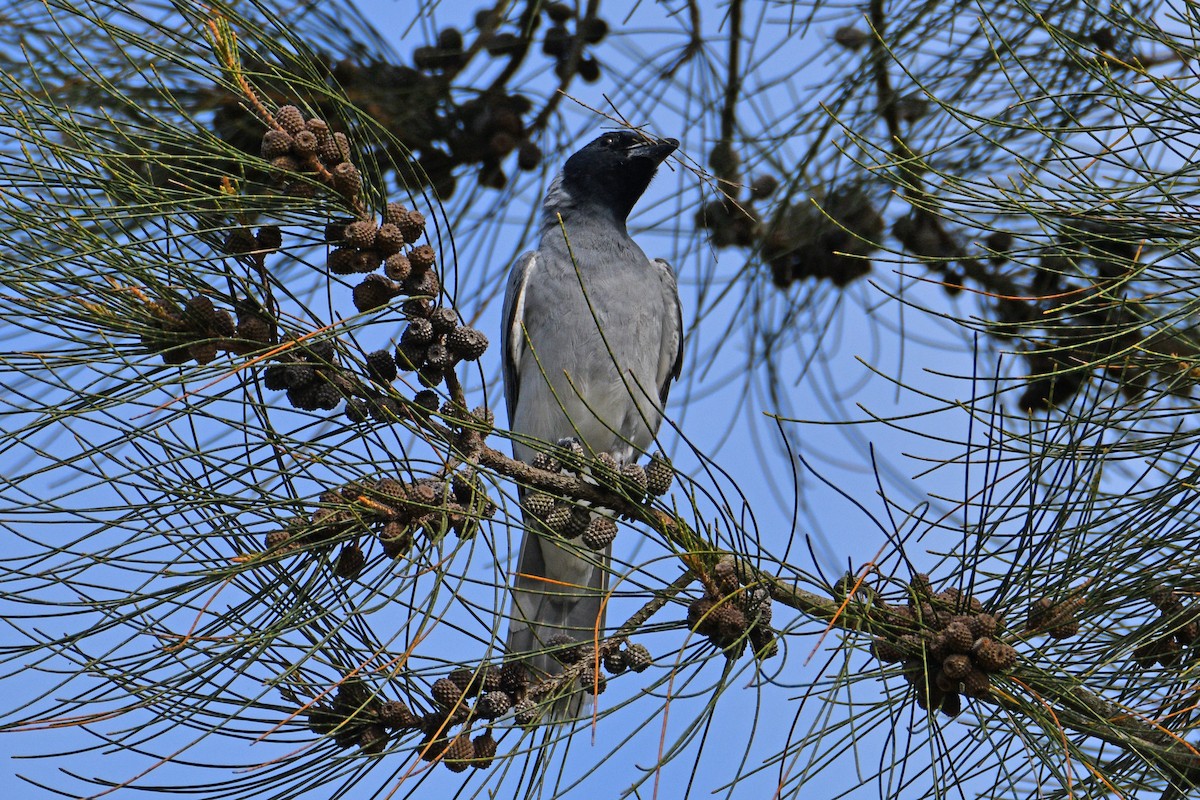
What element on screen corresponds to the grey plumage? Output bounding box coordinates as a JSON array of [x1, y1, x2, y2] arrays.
[[502, 131, 682, 711]]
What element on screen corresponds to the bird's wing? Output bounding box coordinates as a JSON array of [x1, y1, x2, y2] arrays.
[[501, 251, 539, 423], [652, 257, 684, 406]]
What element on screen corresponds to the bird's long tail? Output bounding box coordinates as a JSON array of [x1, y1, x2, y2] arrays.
[[506, 521, 610, 721]]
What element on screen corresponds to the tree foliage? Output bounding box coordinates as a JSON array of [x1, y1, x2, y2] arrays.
[[3, 0, 1200, 798]]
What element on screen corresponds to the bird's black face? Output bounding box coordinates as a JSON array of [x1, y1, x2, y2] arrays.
[[560, 131, 679, 221]]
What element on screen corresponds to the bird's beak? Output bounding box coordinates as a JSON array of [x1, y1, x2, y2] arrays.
[[628, 137, 679, 165]]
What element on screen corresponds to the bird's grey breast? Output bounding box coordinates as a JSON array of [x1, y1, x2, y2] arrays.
[[516, 229, 667, 454]]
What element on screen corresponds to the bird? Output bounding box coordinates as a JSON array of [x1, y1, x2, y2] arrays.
[[501, 130, 682, 716]]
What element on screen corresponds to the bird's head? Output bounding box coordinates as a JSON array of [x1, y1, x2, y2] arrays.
[[558, 130, 678, 222]]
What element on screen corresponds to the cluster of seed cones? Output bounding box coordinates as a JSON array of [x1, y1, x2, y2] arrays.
[[870, 574, 1017, 717], [764, 185, 885, 289], [266, 470, 497, 566], [261, 104, 356, 201], [247, 104, 491, 418], [522, 444, 674, 552], [141, 293, 273, 365], [1133, 585, 1200, 668], [305, 677, 498, 768], [687, 558, 777, 659], [391, 301, 489, 391], [694, 173, 776, 250], [506, 636, 654, 728], [539, 1, 607, 82], [262, 338, 350, 412], [306, 678, 414, 756], [1025, 592, 1086, 640], [417, 640, 652, 768]]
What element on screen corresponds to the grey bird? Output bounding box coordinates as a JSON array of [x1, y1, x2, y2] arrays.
[[501, 130, 682, 710]]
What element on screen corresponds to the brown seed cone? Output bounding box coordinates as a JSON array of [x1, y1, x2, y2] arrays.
[[523, 492, 555, 520], [968, 613, 999, 639], [914, 684, 944, 712], [749, 624, 779, 659], [884, 604, 917, 631], [183, 294, 219, 332], [1047, 621, 1080, 640], [443, 732, 475, 771], [379, 700, 419, 729], [188, 341, 219, 365], [384, 253, 412, 281], [940, 691, 962, 718], [274, 104, 306, 135], [334, 543, 365, 579], [306, 705, 340, 735], [934, 669, 957, 693], [404, 268, 441, 298], [380, 521, 412, 558], [543, 503, 573, 532], [872, 637, 904, 663], [384, 202, 408, 226], [942, 622, 974, 654], [269, 154, 300, 174], [223, 226, 257, 255], [375, 223, 405, 255], [292, 129, 318, 158], [480, 666, 502, 692], [942, 653, 971, 680], [909, 573, 934, 598], [710, 601, 748, 641], [353, 274, 400, 312], [531, 452, 561, 473], [448, 668, 476, 694], [561, 505, 591, 539], [513, 697, 539, 727], [332, 161, 362, 198], [431, 678, 465, 708], [1159, 638, 1184, 666], [1150, 585, 1184, 613], [418, 728, 449, 761], [961, 668, 991, 698], [896, 634, 925, 659], [1028, 594, 1084, 632], [265, 529, 291, 550], [581, 515, 617, 550], [593, 451, 619, 475], [579, 667, 607, 695], [712, 559, 740, 597], [261, 129, 293, 159], [327, 246, 358, 275], [973, 638, 1018, 672], [396, 210, 427, 243], [476, 690, 513, 719], [429, 306, 459, 333], [424, 341, 454, 371], [928, 630, 949, 661], [688, 597, 717, 634], [446, 326, 489, 360], [358, 723, 388, 755], [409, 244, 437, 272], [619, 462, 648, 497], [471, 732, 498, 769], [645, 452, 674, 496], [626, 643, 652, 672], [236, 315, 271, 346], [343, 220, 378, 250], [603, 648, 628, 674], [1132, 640, 1161, 668], [500, 661, 531, 695]]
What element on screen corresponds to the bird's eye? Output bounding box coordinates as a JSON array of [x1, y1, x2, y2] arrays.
[[603, 136, 616, 147]]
